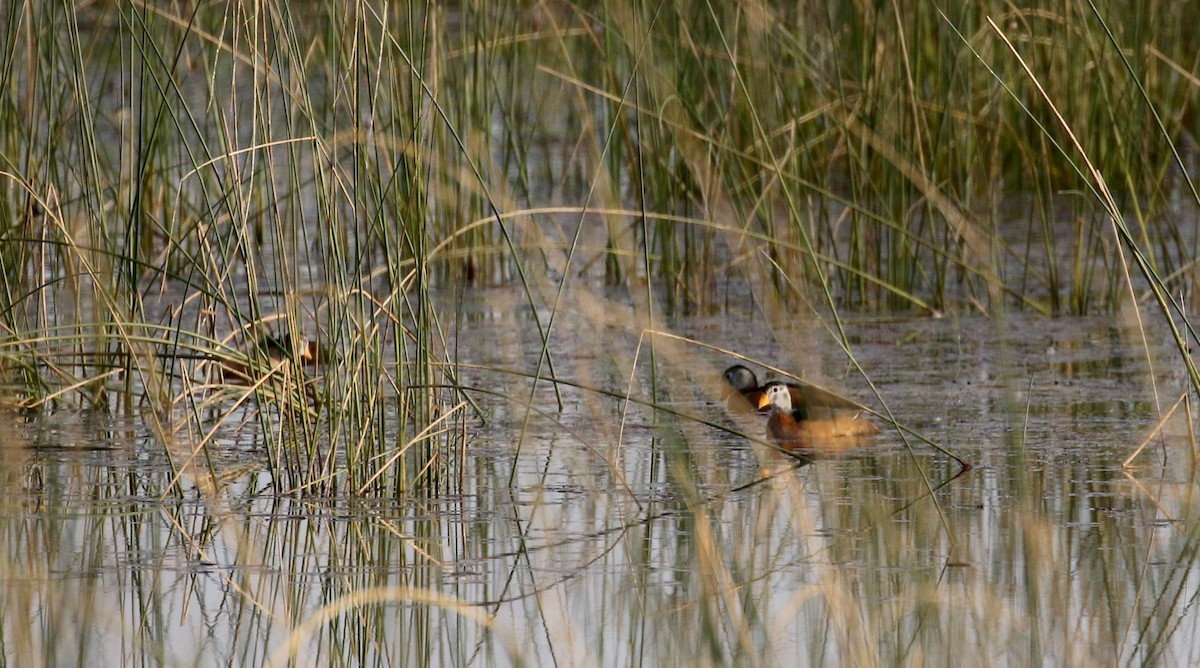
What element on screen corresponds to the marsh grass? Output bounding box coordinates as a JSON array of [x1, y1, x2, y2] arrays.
[[1, 0, 1199, 665]]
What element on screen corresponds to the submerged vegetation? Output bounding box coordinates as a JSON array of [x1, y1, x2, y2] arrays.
[[0, 1, 1199, 664]]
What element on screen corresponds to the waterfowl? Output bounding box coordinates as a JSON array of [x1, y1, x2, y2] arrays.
[[757, 381, 878, 447], [217, 331, 321, 384], [722, 364, 862, 414]]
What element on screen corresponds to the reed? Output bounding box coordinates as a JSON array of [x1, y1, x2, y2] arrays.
[[2, 1, 1194, 408]]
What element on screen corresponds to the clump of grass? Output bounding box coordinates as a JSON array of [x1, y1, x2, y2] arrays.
[[0, 0, 1194, 486]]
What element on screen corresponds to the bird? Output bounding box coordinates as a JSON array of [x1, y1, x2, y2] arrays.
[[757, 381, 878, 448], [217, 331, 323, 384], [722, 364, 863, 415]]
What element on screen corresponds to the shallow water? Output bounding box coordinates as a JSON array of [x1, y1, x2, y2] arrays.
[[3, 304, 1198, 666], [10, 2, 1200, 664]]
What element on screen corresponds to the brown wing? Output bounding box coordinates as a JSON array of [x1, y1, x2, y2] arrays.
[[786, 382, 865, 410], [767, 409, 879, 449]]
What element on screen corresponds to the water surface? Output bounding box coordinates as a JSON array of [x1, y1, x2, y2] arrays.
[[3, 306, 1196, 666]]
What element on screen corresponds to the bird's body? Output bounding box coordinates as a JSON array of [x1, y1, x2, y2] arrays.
[[757, 381, 878, 449], [722, 364, 863, 415], [217, 332, 322, 384]]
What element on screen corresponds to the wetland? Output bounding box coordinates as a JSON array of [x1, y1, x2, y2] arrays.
[[3, 2, 1200, 666]]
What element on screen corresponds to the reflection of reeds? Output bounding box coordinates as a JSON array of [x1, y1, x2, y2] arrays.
[[1, 1, 1200, 664]]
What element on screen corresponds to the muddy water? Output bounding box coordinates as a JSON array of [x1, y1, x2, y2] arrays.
[[1, 305, 1196, 666]]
